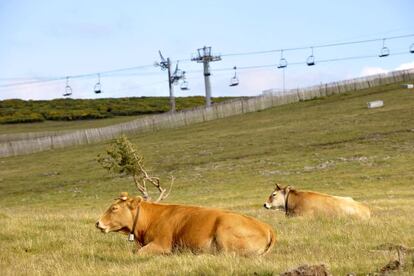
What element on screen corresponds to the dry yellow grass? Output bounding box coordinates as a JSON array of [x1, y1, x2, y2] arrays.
[[1, 83, 414, 275]]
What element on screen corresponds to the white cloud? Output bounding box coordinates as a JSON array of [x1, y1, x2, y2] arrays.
[[239, 69, 282, 95], [0, 82, 61, 100], [360, 67, 388, 77], [360, 60, 414, 77], [396, 61, 414, 71]]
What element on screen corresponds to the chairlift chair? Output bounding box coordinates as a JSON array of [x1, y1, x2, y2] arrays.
[[180, 71, 189, 90], [63, 86, 72, 97], [230, 77, 239, 87], [379, 39, 390, 57], [306, 47, 315, 66], [180, 80, 189, 90], [278, 58, 288, 69], [94, 83, 102, 94], [229, 66, 239, 87], [379, 47, 390, 57], [306, 56, 315, 66], [94, 74, 102, 94], [410, 43, 414, 54], [63, 77, 72, 97], [277, 50, 288, 69]]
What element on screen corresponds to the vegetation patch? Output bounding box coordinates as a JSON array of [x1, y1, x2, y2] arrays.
[[0, 96, 235, 124], [0, 83, 413, 274]]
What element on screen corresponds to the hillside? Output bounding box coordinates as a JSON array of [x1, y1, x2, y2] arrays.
[[0, 96, 234, 124], [0, 82, 413, 275]]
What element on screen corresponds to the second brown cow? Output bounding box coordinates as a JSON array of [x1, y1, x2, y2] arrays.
[[264, 184, 371, 219]]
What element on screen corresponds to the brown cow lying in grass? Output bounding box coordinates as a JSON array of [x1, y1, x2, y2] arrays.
[[96, 192, 276, 255], [264, 184, 371, 219]]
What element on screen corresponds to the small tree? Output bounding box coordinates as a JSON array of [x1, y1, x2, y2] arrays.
[[97, 135, 173, 202]]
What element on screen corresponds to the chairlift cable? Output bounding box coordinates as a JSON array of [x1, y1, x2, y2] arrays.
[[221, 33, 414, 57], [1, 50, 411, 91], [1, 33, 414, 91]]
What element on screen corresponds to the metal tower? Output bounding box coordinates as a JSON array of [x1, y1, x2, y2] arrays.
[[191, 46, 221, 107], [155, 51, 185, 112]]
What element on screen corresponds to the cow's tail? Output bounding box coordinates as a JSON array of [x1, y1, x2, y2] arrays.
[[262, 228, 276, 255]]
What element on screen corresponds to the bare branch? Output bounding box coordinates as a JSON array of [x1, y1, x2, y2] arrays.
[[98, 135, 174, 202], [153, 176, 174, 203]]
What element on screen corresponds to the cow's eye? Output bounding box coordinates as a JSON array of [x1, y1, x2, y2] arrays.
[[272, 193, 277, 196], [111, 205, 119, 211]]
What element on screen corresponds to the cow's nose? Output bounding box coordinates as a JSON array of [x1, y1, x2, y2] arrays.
[[95, 221, 100, 228], [263, 203, 266, 208]]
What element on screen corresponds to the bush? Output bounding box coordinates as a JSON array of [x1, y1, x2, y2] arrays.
[[0, 112, 45, 124], [0, 96, 238, 124]]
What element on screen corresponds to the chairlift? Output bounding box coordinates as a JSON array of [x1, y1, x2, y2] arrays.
[[180, 71, 189, 90], [306, 47, 315, 66], [180, 80, 189, 90], [277, 50, 288, 69], [410, 43, 414, 54], [229, 66, 239, 87], [171, 62, 183, 83], [94, 73, 102, 94], [63, 76, 72, 97], [379, 39, 390, 57]]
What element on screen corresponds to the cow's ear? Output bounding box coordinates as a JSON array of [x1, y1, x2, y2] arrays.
[[128, 196, 143, 209], [285, 185, 293, 192], [275, 183, 282, 190]]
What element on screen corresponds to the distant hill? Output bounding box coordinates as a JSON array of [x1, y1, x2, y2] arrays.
[[0, 96, 236, 124]]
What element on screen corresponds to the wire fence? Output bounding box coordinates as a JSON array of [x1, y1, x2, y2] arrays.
[[1, 68, 414, 158]]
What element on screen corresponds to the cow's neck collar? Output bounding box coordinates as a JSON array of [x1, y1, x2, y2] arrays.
[[284, 189, 291, 216], [128, 206, 141, 242]]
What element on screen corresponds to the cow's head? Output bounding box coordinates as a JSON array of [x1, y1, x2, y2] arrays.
[[263, 183, 291, 210], [95, 192, 142, 233]]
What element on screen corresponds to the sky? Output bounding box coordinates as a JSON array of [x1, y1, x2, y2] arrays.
[[0, 0, 413, 100]]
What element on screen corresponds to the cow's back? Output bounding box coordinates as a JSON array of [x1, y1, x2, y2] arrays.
[[292, 191, 370, 219], [151, 204, 276, 255]]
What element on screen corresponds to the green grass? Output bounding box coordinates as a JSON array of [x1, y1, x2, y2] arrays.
[[0, 83, 413, 275]]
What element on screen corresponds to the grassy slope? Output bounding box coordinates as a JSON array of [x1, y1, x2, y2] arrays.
[[0, 83, 413, 275]]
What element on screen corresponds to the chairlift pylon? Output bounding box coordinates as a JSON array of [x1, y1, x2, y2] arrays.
[[410, 43, 414, 54], [277, 50, 288, 69], [306, 47, 315, 66], [94, 73, 102, 94], [379, 39, 390, 57], [229, 66, 239, 87], [63, 76, 72, 97]]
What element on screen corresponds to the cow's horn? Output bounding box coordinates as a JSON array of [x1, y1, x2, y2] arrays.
[[119, 192, 129, 201]]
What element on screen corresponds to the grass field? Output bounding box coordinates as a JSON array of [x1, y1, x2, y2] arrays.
[[0, 83, 413, 275]]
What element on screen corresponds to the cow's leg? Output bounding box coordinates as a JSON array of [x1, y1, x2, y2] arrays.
[[136, 242, 171, 255]]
